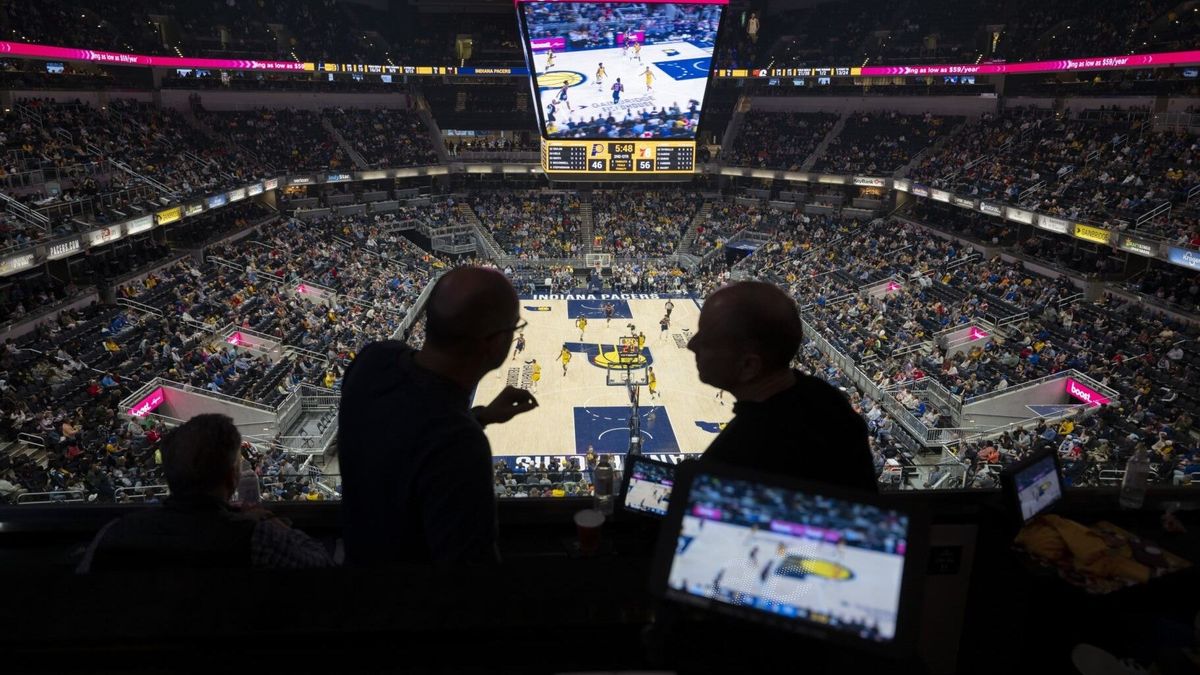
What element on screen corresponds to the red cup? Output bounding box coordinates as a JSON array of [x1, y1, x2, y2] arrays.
[[574, 508, 605, 554]]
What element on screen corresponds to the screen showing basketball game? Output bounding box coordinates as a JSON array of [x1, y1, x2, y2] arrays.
[[516, 0, 726, 140], [1015, 454, 1062, 522], [665, 472, 911, 643], [623, 455, 675, 515]]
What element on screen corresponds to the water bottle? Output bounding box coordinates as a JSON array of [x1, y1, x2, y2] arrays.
[[1119, 447, 1150, 510], [593, 457, 615, 516]]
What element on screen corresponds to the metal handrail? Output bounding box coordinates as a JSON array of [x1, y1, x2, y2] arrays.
[[15, 489, 87, 504]]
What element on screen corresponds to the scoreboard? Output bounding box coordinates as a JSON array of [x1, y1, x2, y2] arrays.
[[542, 140, 695, 176]]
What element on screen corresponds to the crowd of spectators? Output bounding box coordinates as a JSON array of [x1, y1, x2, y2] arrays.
[[811, 111, 962, 175], [725, 112, 838, 170], [468, 191, 582, 259], [593, 190, 701, 258], [202, 108, 348, 174], [908, 107, 1200, 245], [326, 108, 437, 168]]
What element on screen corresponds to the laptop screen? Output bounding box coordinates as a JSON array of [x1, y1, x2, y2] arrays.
[[663, 470, 912, 644], [1014, 453, 1063, 522], [622, 455, 675, 517]]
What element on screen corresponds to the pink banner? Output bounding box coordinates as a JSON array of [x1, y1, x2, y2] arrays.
[[616, 31, 646, 45], [0, 41, 307, 71], [862, 49, 1200, 77], [529, 37, 566, 52], [692, 505, 722, 519], [968, 327, 989, 341], [226, 332, 245, 346], [1065, 378, 1110, 407], [128, 387, 165, 418]]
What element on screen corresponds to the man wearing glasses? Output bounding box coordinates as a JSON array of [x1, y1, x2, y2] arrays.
[[339, 267, 538, 564]]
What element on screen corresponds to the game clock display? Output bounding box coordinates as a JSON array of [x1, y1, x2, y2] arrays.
[[542, 140, 695, 174]]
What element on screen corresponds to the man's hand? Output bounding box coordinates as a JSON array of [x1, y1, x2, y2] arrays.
[[476, 386, 538, 426]]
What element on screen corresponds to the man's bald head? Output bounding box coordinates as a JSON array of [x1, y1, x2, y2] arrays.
[[705, 281, 803, 370], [424, 267, 519, 350]]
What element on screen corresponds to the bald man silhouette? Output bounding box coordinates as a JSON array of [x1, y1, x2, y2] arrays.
[[688, 281, 876, 492], [339, 267, 538, 564]]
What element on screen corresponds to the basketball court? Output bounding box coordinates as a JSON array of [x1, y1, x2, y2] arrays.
[[473, 293, 731, 459]]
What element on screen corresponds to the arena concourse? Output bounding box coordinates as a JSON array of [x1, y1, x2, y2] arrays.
[[0, 0, 1198, 672]]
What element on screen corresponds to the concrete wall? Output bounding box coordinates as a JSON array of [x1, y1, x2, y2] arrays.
[[159, 387, 276, 431]]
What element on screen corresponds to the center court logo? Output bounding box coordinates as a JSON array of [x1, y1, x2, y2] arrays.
[[776, 556, 855, 582], [537, 70, 584, 90], [563, 342, 652, 370]]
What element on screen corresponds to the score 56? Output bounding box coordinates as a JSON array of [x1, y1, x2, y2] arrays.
[[636, 159, 653, 171]]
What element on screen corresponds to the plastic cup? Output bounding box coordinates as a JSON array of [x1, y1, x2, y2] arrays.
[[574, 508, 605, 554]]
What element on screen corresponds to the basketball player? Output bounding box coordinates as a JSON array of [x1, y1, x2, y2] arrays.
[[632, 39, 642, 63], [611, 78, 624, 104], [715, 389, 725, 406], [529, 358, 542, 391], [664, 299, 674, 318], [641, 66, 654, 92], [556, 80, 573, 112], [546, 100, 558, 124], [603, 301, 615, 325], [647, 366, 659, 399], [659, 314, 669, 340], [512, 332, 526, 360], [621, 31, 630, 57], [595, 62, 606, 88], [637, 331, 646, 350], [544, 48, 556, 72], [576, 315, 588, 340], [560, 344, 571, 376]]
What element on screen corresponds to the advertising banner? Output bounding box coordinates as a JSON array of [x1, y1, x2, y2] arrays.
[[1005, 206, 1034, 224], [227, 187, 247, 202], [263, 178, 280, 191], [930, 189, 951, 203], [86, 226, 121, 247], [47, 238, 81, 260], [979, 202, 1003, 216], [852, 176, 886, 187], [128, 387, 166, 417], [184, 202, 205, 216], [893, 178, 910, 192], [1037, 215, 1070, 234], [1118, 236, 1156, 257], [0, 252, 36, 276], [206, 193, 228, 209], [1167, 246, 1200, 271], [860, 49, 1200, 77], [156, 206, 182, 225], [952, 196, 976, 209], [911, 184, 930, 197], [1066, 378, 1110, 407], [247, 182, 264, 196], [1073, 223, 1111, 245], [125, 214, 154, 234]]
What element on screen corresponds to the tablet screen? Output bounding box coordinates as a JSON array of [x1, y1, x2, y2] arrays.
[[664, 471, 911, 643], [622, 455, 675, 516]]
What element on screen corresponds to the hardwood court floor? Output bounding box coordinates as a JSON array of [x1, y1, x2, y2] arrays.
[[473, 296, 732, 458]]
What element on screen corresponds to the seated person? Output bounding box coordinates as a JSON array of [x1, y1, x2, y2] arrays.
[[77, 414, 333, 572]]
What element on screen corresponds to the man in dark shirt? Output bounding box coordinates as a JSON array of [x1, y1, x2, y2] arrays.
[[77, 414, 332, 572], [688, 282, 877, 492], [339, 267, 538, 564]]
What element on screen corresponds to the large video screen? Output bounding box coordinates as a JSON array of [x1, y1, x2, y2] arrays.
[[666, 472, 911, 643], [516, 0, 726, 140]]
